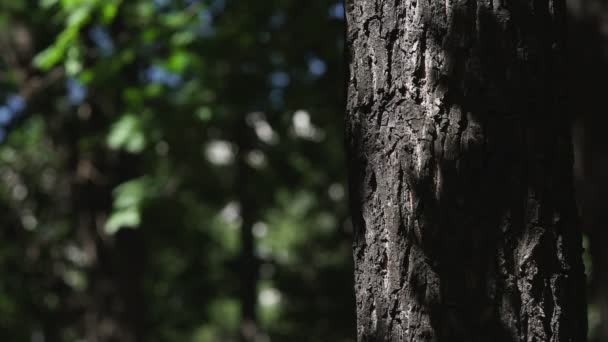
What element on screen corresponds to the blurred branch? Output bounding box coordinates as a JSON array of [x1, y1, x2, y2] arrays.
[[18, 67, 64, 101]]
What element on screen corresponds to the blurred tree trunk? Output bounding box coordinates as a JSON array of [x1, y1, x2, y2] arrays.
[[568, 0, 608, 340], [346, 0, 587, 340], [236, 118, 260, 342], [61, 106, 144, 342]]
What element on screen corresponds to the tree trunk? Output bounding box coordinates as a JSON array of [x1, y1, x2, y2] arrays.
[[567, 0, 608, 340], [236, 118, 261, 342], [64, 116, 144, 342], [345, 0, 587, 341]]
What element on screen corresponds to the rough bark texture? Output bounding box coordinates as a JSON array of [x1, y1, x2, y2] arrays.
[[345, 0, 587, 341]]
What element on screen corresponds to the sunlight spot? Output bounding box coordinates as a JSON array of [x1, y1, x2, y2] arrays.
[[220, 201, 241, 225], [65, 244, 93, 267], [12, 184, 28, 201], [253, 222, 268, 238], [246, 149, 267, 168], [328, 183, 345, 201], [259, 288, 281, 307], [205, 140, 235, 165], [21, 212, 38, 231], [256, 245, 272, 259], [293, 110, 311, 131], [292, 110, 324, 141], [247, 112, 278, 144]]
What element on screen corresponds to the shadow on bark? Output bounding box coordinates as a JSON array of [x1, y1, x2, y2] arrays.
[[422, 5, 584, 341]]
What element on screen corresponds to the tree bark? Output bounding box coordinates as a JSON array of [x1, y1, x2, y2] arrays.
[[345, 0, 587, 341]]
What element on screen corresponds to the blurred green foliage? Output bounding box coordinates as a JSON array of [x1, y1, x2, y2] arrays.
[[0, 0, 354, 341]]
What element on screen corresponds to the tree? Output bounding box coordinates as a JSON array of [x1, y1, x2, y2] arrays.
[[568, 0, 608, 340], [346, 0, 587, 340]]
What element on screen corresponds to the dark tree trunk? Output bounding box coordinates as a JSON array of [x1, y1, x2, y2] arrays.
[[236, 119, 260, 342], [567, 1, 608, 340], [346, 0, 587, 341], [63, 110, 144, 342]]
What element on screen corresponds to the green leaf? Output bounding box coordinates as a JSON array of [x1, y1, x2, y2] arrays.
[[65, 46, 82, 76], [101, 1, 120, 23], [66, 5, 90, 26], [104, 177, 148, 234], [60, 0, 86, 9], [107, 114, 137, 148], [113, 178, 145, 209], [33, 3, 92, 70], [78, 69, 94, 83], [167, 50, 190, 73], [105, 208, 141, 234], [33, 45, 65, 70], [135, 2, 154, 20], [162, 12, 190, 29], [41, 0, 59, 8], [171, 30, 195, 46], [62, 268, 87, 291], [196, 107, 212, 121], [192, 325, 219, 342], [207, 298, 240, 330], [144, 84, 163, 98], [106, 114, 147, 153], [125, 133, 145, 153], [122, 87, 143, 106]]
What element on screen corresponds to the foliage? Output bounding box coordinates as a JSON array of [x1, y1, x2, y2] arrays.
[[0, 0, 353, 341]]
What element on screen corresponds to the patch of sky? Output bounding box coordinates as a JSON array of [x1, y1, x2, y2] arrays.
[[66, 78, 87, 105], [269, 71, 290, 88], [0, 107, 13, 125], [6, 95, 25, 113], [328, 3, 345, 20], [308, 57, 327, 77], [198, 9, 214, 36], [89, 26, 114, 56], [0, 94, 25, 129], [145, 65, 182, 88]]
